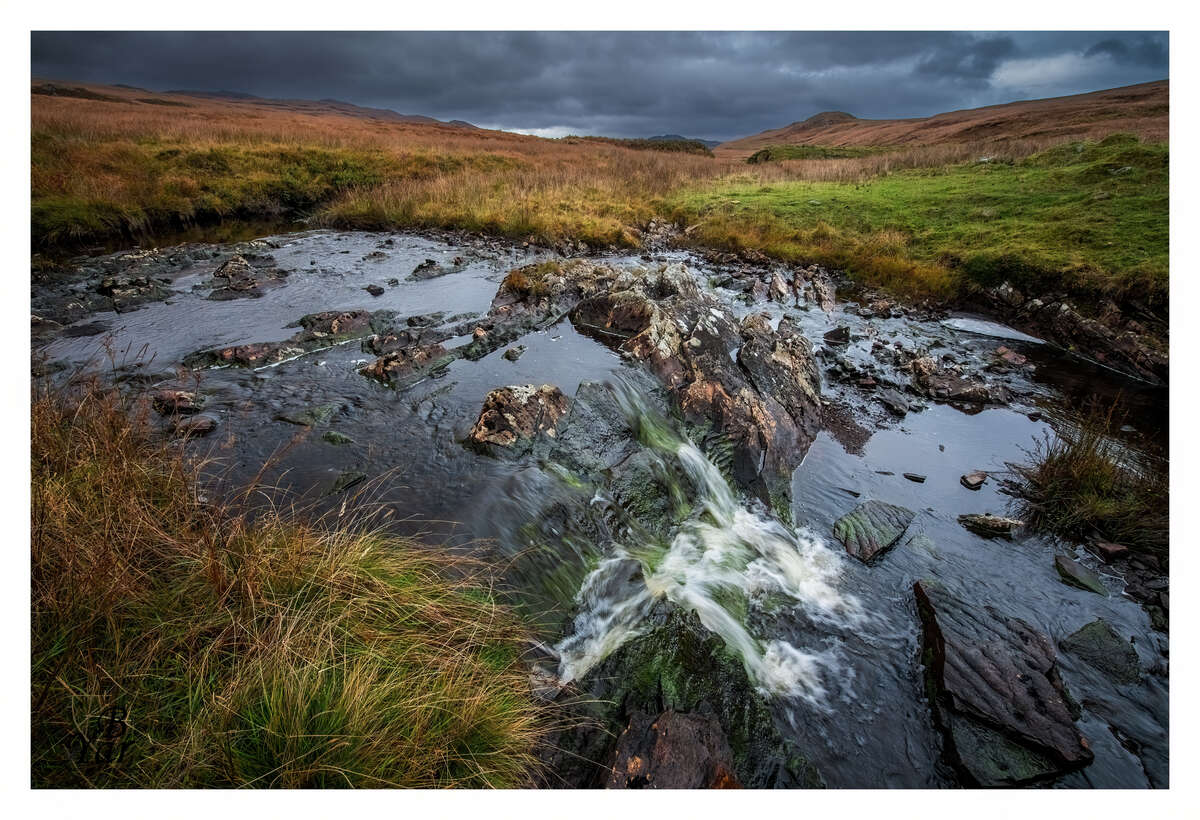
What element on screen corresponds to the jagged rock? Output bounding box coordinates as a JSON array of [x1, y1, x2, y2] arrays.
[[359, 343, 450, 385], [172, 413, 218, 437], [1060, 619, 1141, 685], [877, 388, 910, 417], [995, 346, 1029, 367], [208, 255, 286, 300], [980, 282, 1167, 385], [750, 280, 769, 302], [960, 471, 988, 491], [768, 271, 792, 303], [1054, 555, 1108, 595], [824, 326, 851, 346], [468, 384, 569, 450], [736, 315, 821, 440], [98, 273, 170, 311], [606, 710, 741, 789], [833, 499, 915, 563], [911, 356, 1009, 404], [185, 309, 384, 370], [958, 513, 1022, 538], [914, 579, 1093, 786], [502, 345, 527, 361], [363, 326, 450, 356], [151, 389, 204, 416]]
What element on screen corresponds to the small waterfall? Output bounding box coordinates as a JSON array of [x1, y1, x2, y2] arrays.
[[553, 381, 863, 706]]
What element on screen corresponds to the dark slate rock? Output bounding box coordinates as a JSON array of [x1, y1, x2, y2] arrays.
[[1060, 619, 1141, 685], [605, 710, 741, 789], [833, 499, 915, 563], [913, 579, 1093, 786], [1054, 555, 1108, 596]]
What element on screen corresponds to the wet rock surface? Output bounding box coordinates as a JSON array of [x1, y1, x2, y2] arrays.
[[467, 384, 569, 451], [832, 499, 915, 563], [1054, 555, 1109, 596], [31, 228, 1169, 790], [914, 579, 1093, 786], [1060, 619, 1141, 685], [958, 513, 1023, 538], [605, 710, 741, 789]]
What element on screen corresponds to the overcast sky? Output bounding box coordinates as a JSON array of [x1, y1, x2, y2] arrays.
[[31, 31, 1168, 141]]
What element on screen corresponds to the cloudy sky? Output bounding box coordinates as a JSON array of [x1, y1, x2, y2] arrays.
[[31, 31, 1168, 141]]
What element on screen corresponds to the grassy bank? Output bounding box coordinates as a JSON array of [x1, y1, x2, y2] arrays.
[[671, 134, 1168, 306], [1013, 402, 1168, 557], [32, 380, 550, 788], [32, 89, 1168, 313], [32, 92, 719, 250]]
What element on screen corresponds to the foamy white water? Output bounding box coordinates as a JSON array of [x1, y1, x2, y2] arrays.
[[553, 383, 864, 706]]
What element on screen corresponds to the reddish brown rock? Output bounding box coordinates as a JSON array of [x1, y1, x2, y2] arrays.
[[1091, 540, 1131, 562], [359, 343, 449, 384], [606, 710, 741, 789], [468, 384, 569, 449]]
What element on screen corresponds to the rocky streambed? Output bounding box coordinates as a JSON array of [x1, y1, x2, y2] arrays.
[[31, 228, 1168, 789]]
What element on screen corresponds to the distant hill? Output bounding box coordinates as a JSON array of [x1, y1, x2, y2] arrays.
[[31, 80, 479, 130], [648, 134, 721, 148], [715, 81, 1168, 159], [165, 89, 478, 128]]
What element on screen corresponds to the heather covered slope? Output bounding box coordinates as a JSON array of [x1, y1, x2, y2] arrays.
[[715, 81, 1168, 159]]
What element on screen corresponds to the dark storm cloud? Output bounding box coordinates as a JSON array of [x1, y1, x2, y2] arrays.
[[31, 31, 1168, 141]]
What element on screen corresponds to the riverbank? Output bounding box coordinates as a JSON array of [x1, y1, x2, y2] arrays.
[[32, 377, 551, 787]]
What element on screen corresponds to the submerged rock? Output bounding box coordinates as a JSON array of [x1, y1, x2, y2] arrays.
[[1054, 555, 1108, 595], [185, 309, 387, 370], [1060, 619, 1141, 685], [172, 413, 218, 437], [468, 384, 569, 451], [543, 606, 823, 789], [914, 579, 1092, 786], [958, 513, 1022, 538], [833, 499, 915, 563], [606, 710, 741, 789]]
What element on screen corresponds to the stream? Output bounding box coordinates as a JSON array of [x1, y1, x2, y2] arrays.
[[32, 228, 1169, 788]]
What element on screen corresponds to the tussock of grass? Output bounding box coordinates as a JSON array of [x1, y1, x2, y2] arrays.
[[32, 379, 550, 787], [672, 134, 1168, 307], [1013, 402, 1167, 557]]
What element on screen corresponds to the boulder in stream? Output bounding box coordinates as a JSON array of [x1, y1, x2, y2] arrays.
[[833, 499, 915, 563], [914, 579, 1093, 786], [467, 384, 569, 452], [605, 710, 741, 789], [958, 513, 1022, 538]]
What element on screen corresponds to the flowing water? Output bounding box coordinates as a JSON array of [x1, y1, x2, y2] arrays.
[[34, 228, 1169, 788]]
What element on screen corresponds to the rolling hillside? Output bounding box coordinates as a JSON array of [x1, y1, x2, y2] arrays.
[[715, 80, 1168, 159]]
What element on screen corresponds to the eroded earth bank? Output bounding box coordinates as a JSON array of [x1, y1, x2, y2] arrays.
[[32, 228, 1168, 788]]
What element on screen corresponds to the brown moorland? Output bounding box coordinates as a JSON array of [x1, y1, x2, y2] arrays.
[[715, 80, 1168, 159]]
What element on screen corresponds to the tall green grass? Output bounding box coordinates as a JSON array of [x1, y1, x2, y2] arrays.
[[672, 134, 1168, 307]]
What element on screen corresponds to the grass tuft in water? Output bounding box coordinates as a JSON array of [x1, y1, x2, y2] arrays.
[[1012, 401, 1167, 558]]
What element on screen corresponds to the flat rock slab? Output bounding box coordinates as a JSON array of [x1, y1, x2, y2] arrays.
[[833, 499, 915, 563], [958, 513, 1022, 538], [914, 579, 1092, 785], [1054, 555, 1108, 596], [1060, 619, 1140, 685], [606, 710, 741, 789]]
